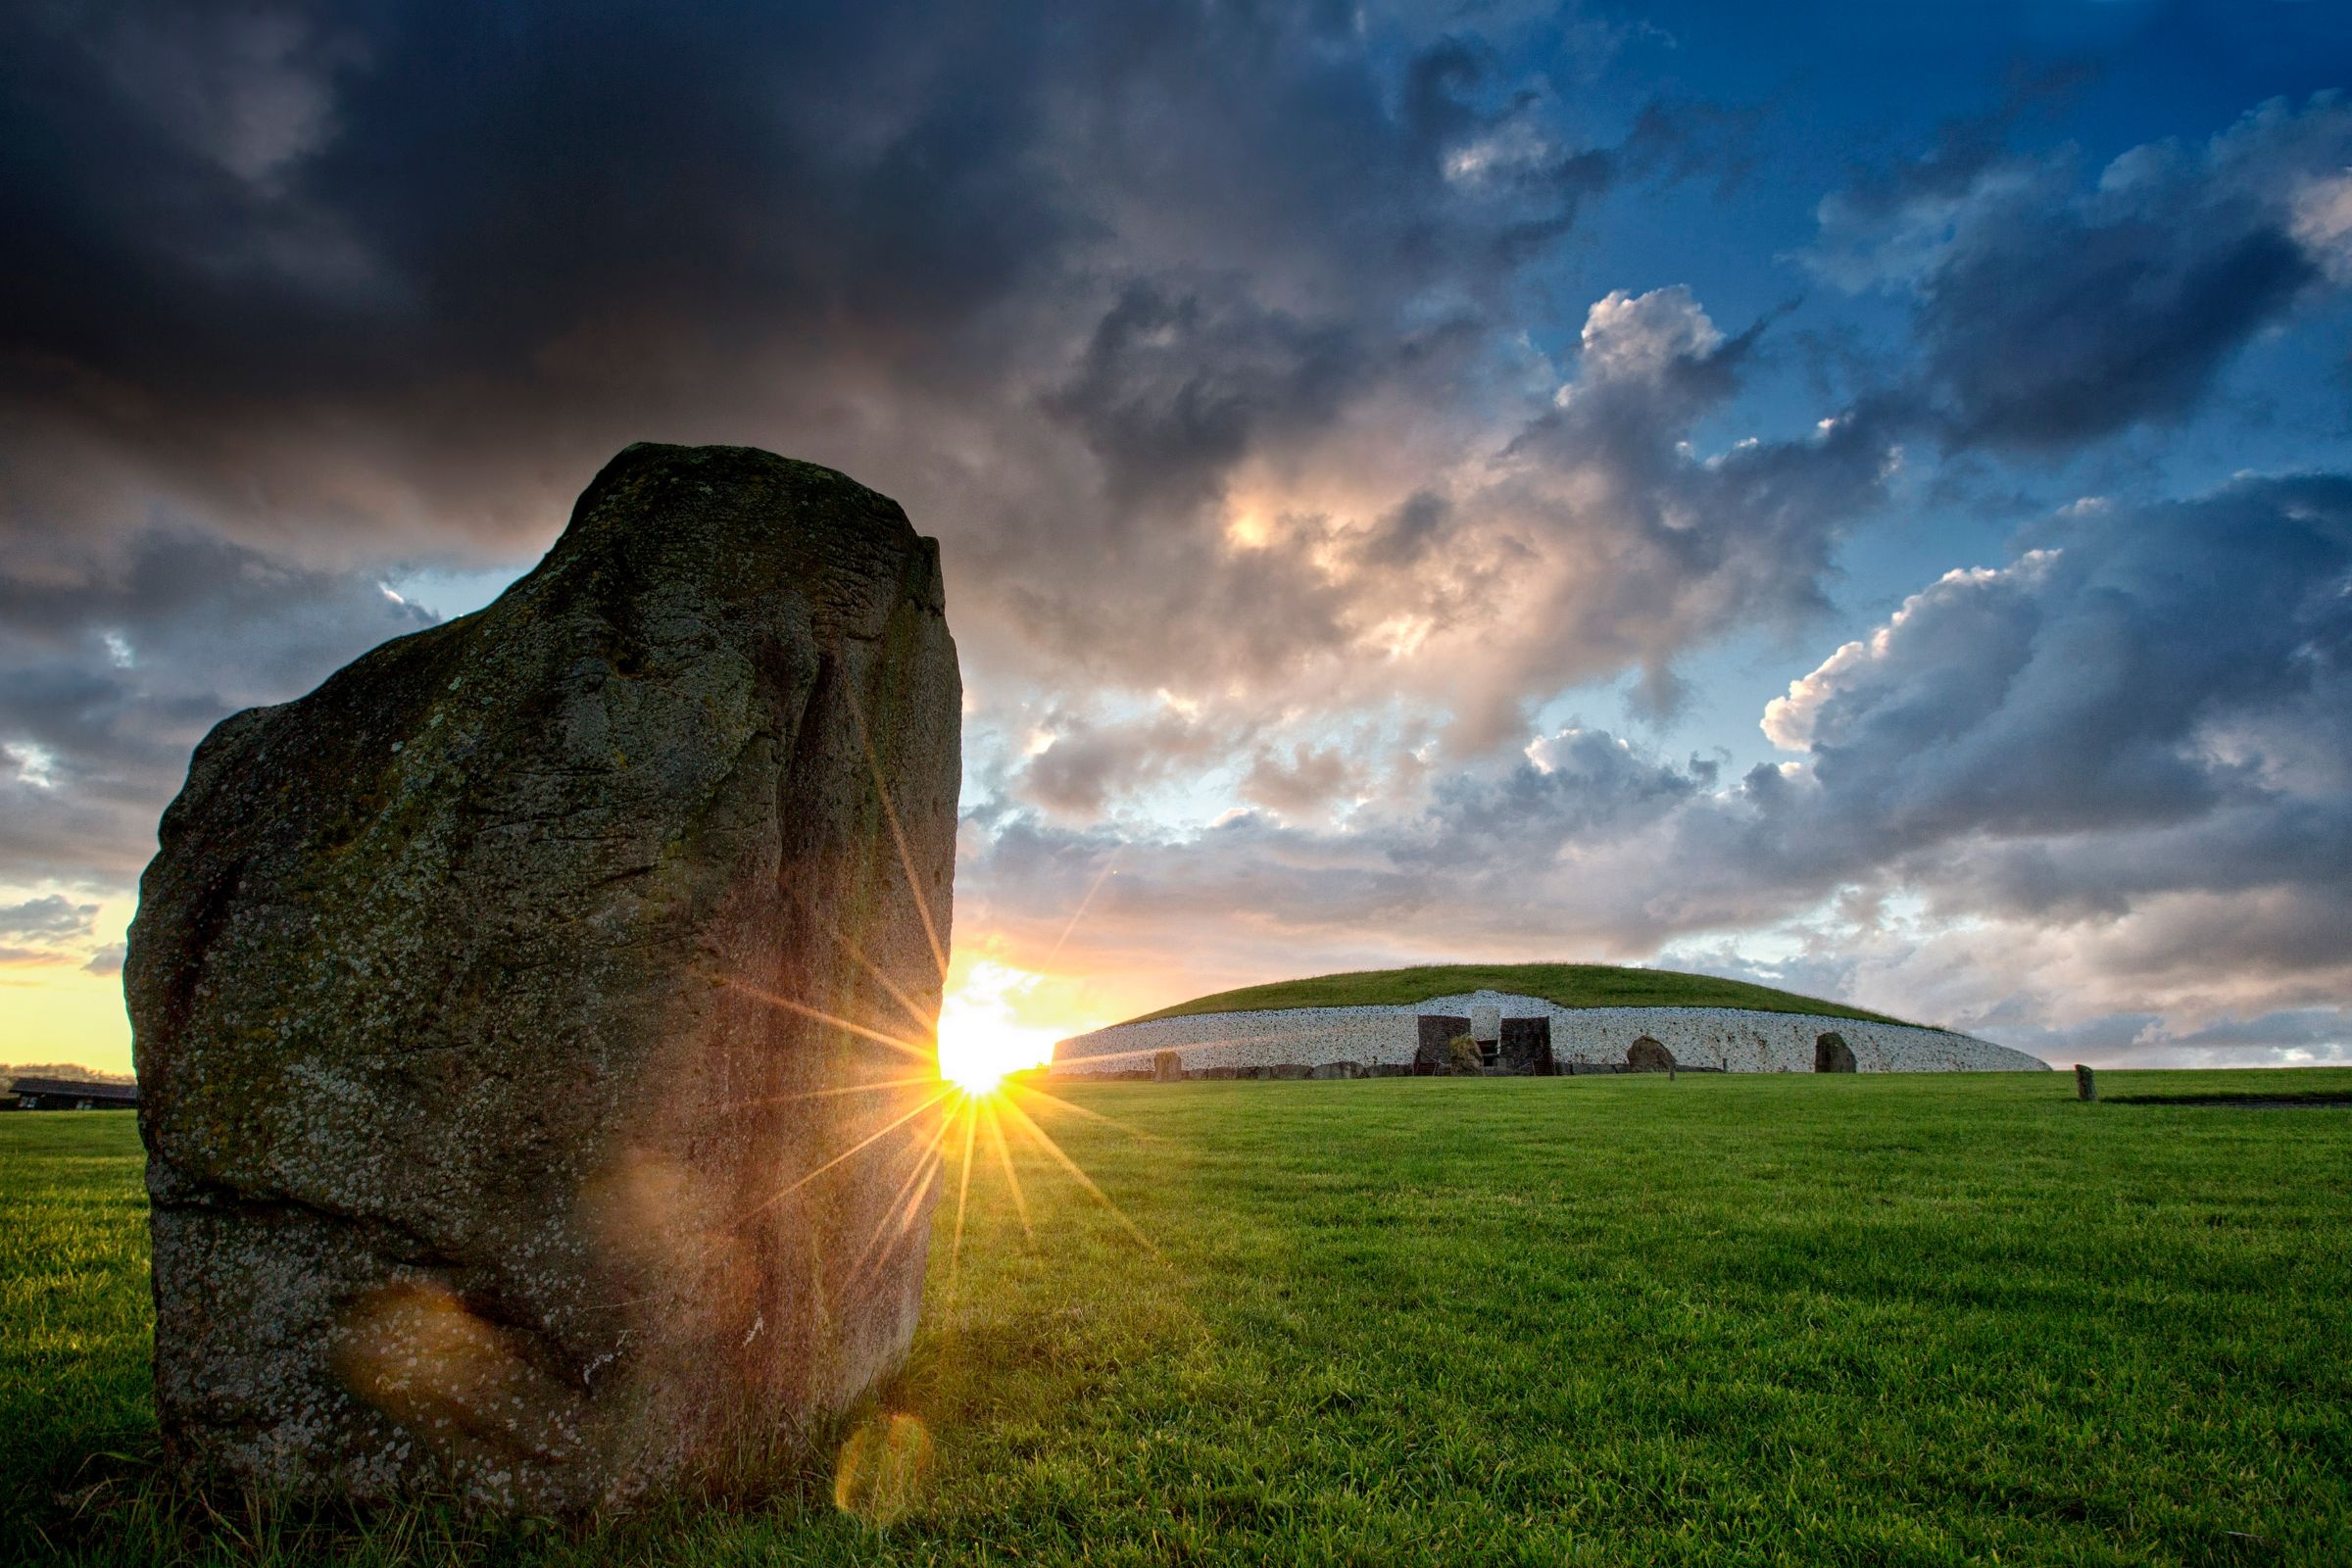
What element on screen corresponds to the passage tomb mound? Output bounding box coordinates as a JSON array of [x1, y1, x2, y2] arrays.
[[1053, 963, 2048, 1079]]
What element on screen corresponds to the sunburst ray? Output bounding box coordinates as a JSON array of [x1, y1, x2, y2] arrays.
[[1004, 1079, 1160, 1143], [979, 1096, 1034, 1240], [844, 1102, 957, 1288], [691, 1071, 943, 1124], [736, 1084, 956, 1226], [995, 1091, 1156, 1253], [718, 976, 936, 1065], [1038, 848, 1120, 970], [947, 1091, 980, 1300], [843, 683, 951, 985]]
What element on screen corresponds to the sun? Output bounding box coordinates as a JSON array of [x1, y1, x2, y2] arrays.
[[937, 1022, 1015, 1096], [935, 958, 1059, 1096]]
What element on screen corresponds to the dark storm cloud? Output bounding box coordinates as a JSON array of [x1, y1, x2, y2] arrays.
[[0, 0, 1083, 543], [0, 0, 1659, 544], [1, 0, 1795, 922], [1045, 281, 1374, 509], [2, 0, 1784, 820], [1807, 93, 2352, 450], [0, 526, 435, 881], [1925, 220, 2313, 450]]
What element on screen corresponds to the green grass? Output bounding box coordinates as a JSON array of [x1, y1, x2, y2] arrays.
[[1, 1115, 154, 1530], [1123, 961, 1915, 1026], [10, 1071, 2352, 1565]]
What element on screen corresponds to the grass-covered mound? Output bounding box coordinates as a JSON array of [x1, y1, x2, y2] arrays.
[[1124, 960, 1912, 1027]]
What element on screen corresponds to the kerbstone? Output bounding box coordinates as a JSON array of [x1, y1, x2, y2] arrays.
[[127, 443, 960, 1513]]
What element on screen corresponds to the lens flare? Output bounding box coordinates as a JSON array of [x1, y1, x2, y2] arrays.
[[833, 1411, 932, 1524]]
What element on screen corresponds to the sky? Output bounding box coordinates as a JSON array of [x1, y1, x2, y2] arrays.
[[5, 0, 2352, 1076]]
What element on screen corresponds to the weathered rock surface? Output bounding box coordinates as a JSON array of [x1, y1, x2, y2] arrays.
[[1414, 1014, 1470, 1074], [126, 444, 960, 1512], [1497, 1016, 1553, 1076], [1625, 1036, 1676, 1072]]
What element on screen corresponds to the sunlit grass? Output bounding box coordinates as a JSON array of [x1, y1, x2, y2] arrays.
[[12, 1070, 2352, 1565]]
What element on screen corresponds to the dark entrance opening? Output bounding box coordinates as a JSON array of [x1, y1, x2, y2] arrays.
[[1814, 1032, 1857, 1073], [1414, 1014, 1470, 1075]]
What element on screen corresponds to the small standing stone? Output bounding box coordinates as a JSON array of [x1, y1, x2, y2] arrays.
[[1626, 1036, 1676, 1073], [2075, 1063, 2098, 1102]]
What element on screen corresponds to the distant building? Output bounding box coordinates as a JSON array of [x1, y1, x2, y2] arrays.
[[8, 1076, 139, 1110]]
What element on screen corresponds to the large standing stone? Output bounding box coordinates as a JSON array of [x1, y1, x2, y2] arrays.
[[126, 444, 961, 1513]]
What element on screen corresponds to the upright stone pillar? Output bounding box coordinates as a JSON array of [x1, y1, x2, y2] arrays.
[[1415, 1014, 1470, 1075], [1498, 1016, 1553, 1076], [127, 444, 961, 1512]]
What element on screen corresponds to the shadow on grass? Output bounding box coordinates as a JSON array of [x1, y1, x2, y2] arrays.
[[24, 1396, 902, 1566], [2103, 1091, 2352, 1108]]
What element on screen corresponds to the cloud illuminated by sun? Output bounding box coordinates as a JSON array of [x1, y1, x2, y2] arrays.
[[935, 957, 1063, 1095]]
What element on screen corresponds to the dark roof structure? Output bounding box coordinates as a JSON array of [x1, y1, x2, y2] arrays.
[[10, 1076, 139, 1107]]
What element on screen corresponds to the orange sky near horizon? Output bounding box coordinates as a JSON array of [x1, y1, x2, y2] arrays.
[[0, 891, 1167, 1086]]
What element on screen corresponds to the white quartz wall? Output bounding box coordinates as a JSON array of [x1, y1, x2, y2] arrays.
[[1052, 1005, 1418, 1075], [1052, 988, 2048, 1075]]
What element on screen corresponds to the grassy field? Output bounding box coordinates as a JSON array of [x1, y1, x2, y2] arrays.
[[8, 1070, 2352, 1565], [1123, 962, 1913, 1026]]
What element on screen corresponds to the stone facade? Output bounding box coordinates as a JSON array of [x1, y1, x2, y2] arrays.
[[1052, 989, 2049, 1077]]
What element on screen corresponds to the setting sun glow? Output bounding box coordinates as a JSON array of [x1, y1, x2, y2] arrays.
[[935, 958, 1062, 1095]]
